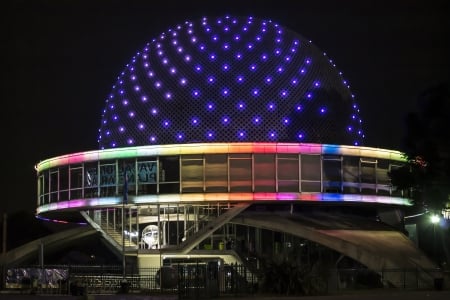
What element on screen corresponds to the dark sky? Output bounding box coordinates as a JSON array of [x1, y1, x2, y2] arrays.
[[4, 0, 450, 215]]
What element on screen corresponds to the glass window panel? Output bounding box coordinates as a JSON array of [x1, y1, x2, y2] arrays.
[[361, 159, 376, 184], [100, 163, 116, 187], [343, 156, 359, 193], [160, 156, 179, 182], [301, 181, 321, 192], [121, 159, 136, 196], [301, 155, 321, 181], [277, 155, 299, 181], [50, 171, 58, 202], [59, 167, 69, 190], [137, 161, 158, 184], [181, 156, 204, 192], [70, 167, 83, 189], [205, 154, 228, 192], [323, 156, 342, 193], [254, 154, 275, 192], [230, 156, 252, 192]]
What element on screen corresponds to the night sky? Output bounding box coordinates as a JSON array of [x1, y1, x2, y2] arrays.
[[5, 0, 450, 215]]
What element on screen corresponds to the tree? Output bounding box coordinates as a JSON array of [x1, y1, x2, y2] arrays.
[[390, 82, 450, 212]]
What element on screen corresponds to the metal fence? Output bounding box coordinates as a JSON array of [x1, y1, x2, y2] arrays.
[[3, 265, 448, 297]]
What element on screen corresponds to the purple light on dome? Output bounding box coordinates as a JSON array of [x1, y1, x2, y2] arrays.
[[319, 107, 326, 114], [274, 49, 281, 55], [122, 99, 129, 106], [191, 117, 199, 126], [163, 120, 170, 127], [199, 44, 205, 51], [253, 116, 261, 124], [165, 92, 172, 99], [297, 133, 305, 140], [206, 103, 215, 111], [206, 131, 214, 139], [176, 133, 184, 141], [223, 43, 230, 50], [170, 67, 176, 74], [280, 90, 288, 98], [265, 76, 272, 84], [267, 102, 276, 111], [127, 138, 134, 145], [138, 123, 145, 130], [237, 102, 245, 110], [237, 75, 244, 83], [285, 56, 291, 62], [155, 81, 162, 88], [291, 78, 298, 85], [305, 58, 311, 64], [119, 126, 125, 133], [222, 88, 230, 97], [151, 108, 158, 115], [207, 76, 215, 84], [209, 53, 216, 60], [252, 88, 259, 97], [180, 78, 187, 85], [268, 131, 277, 139], [247, 43, 253, 49], [300, 68, 306, 74], [347, 126, 353, 132], [192, 89, 200, 97], [131, 75, 136, 81], [128, 111, 135, 118], [195, 65, 202, 72], [113, 115, 118, 121], [277, 66, 284, 73], [314, 81, 320, 87], [184, 55, 191, 62], [234, 35, 240, 41], [282, 117, 290, 125], [222, 116, 230, 124], [149, 136, 156, 143], [236, 52, 243, 60], [261, 54, 268, 61], [119, 90, 124, 95], [191, 37, 197, 43], [238, 131, 246, 139], [134, 85, 140, 92], [222, 64, 230, 71], [249, 64, 257, 71], [306, 93, 312, 99], [296, 104, 302, 111], [148, 71, 154, 77]]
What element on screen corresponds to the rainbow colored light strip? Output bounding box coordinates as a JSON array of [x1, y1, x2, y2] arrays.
[[36, 142, 406, 172], [36, 192, 412, 215]]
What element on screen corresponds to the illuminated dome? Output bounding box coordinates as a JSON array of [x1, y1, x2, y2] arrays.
[[98, 15, 365, 149]]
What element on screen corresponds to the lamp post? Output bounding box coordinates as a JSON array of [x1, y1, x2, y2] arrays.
[[430, 214, 440, 265]]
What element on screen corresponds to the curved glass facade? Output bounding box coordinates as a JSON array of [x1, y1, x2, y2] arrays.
[[36, 142, 411, 215]]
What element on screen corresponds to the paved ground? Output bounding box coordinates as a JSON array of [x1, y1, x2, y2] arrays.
[[1, 290, 450, 300]]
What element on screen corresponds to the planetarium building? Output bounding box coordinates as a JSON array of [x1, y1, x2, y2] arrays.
[[32, 15, 439, 291]]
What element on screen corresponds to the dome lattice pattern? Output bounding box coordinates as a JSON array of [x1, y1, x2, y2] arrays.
[[98, 15, 365, 149]]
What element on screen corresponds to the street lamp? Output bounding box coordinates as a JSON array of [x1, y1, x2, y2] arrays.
[[430, 214, 440, 266]]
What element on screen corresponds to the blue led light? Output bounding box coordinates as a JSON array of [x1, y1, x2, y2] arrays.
[[99, 15, 365, 148]]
